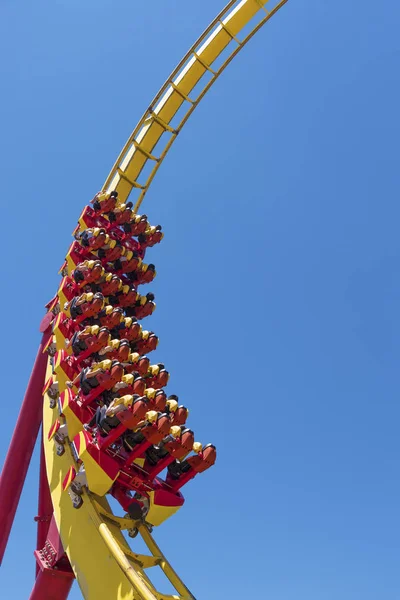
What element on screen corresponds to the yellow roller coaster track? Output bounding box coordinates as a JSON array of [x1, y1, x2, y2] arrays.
[[43, 1, 288, 598], [104, 0, 288, 211]]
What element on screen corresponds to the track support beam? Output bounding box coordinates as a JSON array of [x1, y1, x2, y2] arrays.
[[0, 326, 51, 564], [30, 517, 74, 600], [35, 438, 54, 575]]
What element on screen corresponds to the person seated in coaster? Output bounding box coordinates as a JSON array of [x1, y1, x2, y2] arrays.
[[122, 411, 171, 453], [126, 263, 156, 286], [165, 443, 217, 489], [67, 359, 123, 395], [122, 353, 150, 376], [107, 201, 134, 226], [98, 338, 131, 362], [144, 388, 167, 412], [142, 391, 177, 416], [96, 239, 125, 263], [112, 317, 142, 342], [141, 396, 186, 426], [165, 427, 195, 460], [64, 292, 105, 322], [144, 363, 169, 389], [144, 427, 195, 471], [66, 361, 110, 395], [122, 412, 157, 452], [109, 285, 139, 310], [164, 395, 178, 415], [112, 373, 146, 397], [144, 426, 183, 466], [120, 213, 149, 236], [132, 330, 158, 355], [72, 260, 104, 286], [96, 360, 125, 392], [90, 393, 148, 435], [105, 393, 147, 424], [125, 293, 156, 320], [66, 325, 110, 357], [113, 251, 142, 275], [138, 225, 163, 249], [170, 404, 189, 426], [91, 190, 118, 214], [76, 227, 108, 251], [97, 273, 123, 297], [95, 305, 124, 329], [66, 329, 89, 356]]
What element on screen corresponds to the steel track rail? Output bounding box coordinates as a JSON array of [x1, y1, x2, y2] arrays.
[[103, 0, 288, 211]]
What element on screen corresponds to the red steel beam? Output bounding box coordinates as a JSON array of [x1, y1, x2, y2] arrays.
[[0, 323, 52, 564], [29, 564, 74, 600], [31, 517, 74, 600], [35, 438, 54, 575]]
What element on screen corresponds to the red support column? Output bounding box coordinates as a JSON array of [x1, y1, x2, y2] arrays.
[[31, 517, 74, 600], [35, 438, 54, 575], [0, 325, 52, 564], [29, 567, 74, 600]]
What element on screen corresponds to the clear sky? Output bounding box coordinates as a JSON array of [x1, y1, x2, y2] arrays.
[[0, 1, 399, 598]]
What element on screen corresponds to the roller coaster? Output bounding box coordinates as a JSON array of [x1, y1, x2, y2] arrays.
[[0, 1, 289, 598]]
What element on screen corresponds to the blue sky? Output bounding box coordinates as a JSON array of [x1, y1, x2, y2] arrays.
[[1, 1, 400, 598]]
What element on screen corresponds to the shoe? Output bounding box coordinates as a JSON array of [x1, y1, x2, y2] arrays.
[[127, 501, 143, 521]]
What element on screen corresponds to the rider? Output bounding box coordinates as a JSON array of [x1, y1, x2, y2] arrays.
[[126, 263, 156, 286], [125, 293, 156, 320], [132, 330, 158, 355], [165, 443, 217, 490], [67, 359, 124, 395], [97, 338, 131, 362], [111, 317, 142, 342], [109, 285, 139, 310], [95, 305, 125, 330], [76, 227, 108, 251], [138, 225, 163, 249], [113, 251, 142, 276], [64, 292, 105, 323], [144, 363, 170, 389], [91, 190, 119, 215], [97, 273, 123, 296], [66, 325, 110, 358], [72, 260, 105, 286]]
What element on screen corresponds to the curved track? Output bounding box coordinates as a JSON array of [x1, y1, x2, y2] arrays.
[[104, 0, 288, 210], [43, 1, 288, 598]]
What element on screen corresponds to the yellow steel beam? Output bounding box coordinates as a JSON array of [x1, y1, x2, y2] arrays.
[[43, 360, 140, 600]]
